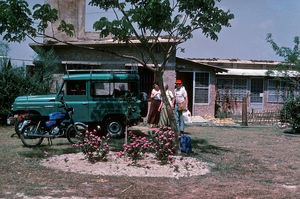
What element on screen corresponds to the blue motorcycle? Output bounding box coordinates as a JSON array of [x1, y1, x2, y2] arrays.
[[20, 98, 87, 147]]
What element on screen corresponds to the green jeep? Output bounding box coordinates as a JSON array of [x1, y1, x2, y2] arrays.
[[12, 73, 148, 137]]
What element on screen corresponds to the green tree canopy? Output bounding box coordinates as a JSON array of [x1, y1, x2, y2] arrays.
[[266, 33, 300, 80]]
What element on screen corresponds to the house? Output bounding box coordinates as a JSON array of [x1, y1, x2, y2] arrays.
[[182, 58, 300, 117], [30, 0, 299, 118]]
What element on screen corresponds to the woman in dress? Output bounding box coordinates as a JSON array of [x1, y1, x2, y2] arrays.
[[158, 85, 174, 127], [147, 82, 161, 128]]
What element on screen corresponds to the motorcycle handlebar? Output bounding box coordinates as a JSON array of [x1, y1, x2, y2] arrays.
[[59, 99, 74, 114]]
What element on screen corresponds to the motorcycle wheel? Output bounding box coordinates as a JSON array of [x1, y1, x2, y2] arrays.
[[66, 124, 87, 144], [20, 124, 44, 147]]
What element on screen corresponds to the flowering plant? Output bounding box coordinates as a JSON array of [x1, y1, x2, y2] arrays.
[[74, 130, 110, 162], [116, 131, 152, 163], [150, 126, 176, 164]]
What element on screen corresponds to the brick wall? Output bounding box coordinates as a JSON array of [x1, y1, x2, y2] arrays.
[[193, 73, 216, 117], [162, 68, 176, 89]]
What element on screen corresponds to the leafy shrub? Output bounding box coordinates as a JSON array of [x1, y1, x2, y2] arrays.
[[0, 43, 59, 116], [280, 95, 300, 133], [150, 127, 176, 164], [75, 130, 110, 162], [116, 128, 176, 165], [116, 131, 152, 163]]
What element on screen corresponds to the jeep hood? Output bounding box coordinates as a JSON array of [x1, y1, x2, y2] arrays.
[[12, 94, 57, 112], [14, 95, 56, 103]]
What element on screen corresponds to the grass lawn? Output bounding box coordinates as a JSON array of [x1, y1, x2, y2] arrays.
[[0, 125, 299, 198]]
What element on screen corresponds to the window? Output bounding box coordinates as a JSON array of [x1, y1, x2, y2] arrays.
[[268, 80, 300, 102], [91, 82, 114, 97], [66, 81, 86, 95], [194, 72, 210, 103], [216, 78, 248, 101], [91, 81, 138, 97]]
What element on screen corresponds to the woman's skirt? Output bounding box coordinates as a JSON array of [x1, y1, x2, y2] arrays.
[[147, 99, 161, 125], [158, 105, 169, 127]]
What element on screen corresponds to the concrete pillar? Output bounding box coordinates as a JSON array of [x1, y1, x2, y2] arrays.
[[44, 0, 86, 41]]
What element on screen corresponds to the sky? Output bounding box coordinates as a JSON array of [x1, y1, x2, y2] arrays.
[[3, 0, 300, 65]]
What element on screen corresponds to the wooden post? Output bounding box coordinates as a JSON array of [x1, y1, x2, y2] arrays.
[[242, 97, 248, 126]]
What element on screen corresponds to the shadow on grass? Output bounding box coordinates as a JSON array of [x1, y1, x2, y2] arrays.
[[283, 128, 300, 136], [191, 138, 232, 155], [18, 145, 79, 159]]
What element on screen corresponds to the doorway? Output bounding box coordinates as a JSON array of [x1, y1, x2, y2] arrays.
[[250, 78, 264, 110]]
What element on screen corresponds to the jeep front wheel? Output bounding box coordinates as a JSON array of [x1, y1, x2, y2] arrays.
[[104, 118, 124, 138]]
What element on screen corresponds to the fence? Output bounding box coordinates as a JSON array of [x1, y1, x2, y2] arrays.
[[230, 109, 285, 126], [247, 110, 281, 125]]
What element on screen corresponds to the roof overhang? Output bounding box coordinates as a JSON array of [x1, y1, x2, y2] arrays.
[[176, 57, 228, 73], [217, 68, 300, 77], [29, 36, 181, 51]]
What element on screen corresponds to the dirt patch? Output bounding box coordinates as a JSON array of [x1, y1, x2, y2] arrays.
[[41, 152, 211, 178]]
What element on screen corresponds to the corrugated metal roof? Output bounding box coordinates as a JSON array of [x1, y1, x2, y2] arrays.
[[189, 58, 280, 65], [217, 68, 300, 77], [176, 57, 228, 73]]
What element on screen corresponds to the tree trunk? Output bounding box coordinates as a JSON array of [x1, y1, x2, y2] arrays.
[[155, 70, 181, 153]]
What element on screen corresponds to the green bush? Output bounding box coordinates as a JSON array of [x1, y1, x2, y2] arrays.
[[280, 95, 300, 133], [0, 42, 59, 116], [75, 130, 110, 162]]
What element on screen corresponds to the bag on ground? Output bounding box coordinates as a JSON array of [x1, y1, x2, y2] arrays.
[[183, 110, 192, 124], [180, 134, 192, 153]]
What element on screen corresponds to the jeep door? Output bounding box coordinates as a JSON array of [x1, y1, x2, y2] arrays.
[[88, 81, 128, 123], [59, 80, 89, 122]]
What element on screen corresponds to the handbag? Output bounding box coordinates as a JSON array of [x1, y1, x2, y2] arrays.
[[177, 101, 187, 111]]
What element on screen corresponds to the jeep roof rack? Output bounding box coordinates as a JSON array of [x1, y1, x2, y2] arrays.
[[63, 61, 138, 76]]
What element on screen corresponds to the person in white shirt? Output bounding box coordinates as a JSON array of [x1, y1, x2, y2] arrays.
[[171, 80, 188, 134], [158, 84, 174, 127], [147, 82, 161, 128]]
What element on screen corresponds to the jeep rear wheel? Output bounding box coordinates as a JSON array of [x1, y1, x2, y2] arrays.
[[104, 118, 124, 138]]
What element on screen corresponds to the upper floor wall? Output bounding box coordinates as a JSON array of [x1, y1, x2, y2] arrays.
[[45, 0, 86, 41]]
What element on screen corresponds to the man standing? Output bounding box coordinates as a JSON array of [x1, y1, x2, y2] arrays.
[[172, 80, 188, 134]]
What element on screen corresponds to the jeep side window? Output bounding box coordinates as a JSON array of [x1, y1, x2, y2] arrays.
[[66, 80, 86, 95], [91, 82, 114, 97], [113, 83, 128, 97]]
